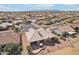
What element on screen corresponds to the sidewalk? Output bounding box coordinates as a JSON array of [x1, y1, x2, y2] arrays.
[[21, 33, 29, 55]]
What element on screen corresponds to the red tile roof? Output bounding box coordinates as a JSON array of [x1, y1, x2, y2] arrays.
[[70, 23, 79, 28], [73, 19, 79, 23], [58, 25, 75, 32], [0, 31, 20, 45]]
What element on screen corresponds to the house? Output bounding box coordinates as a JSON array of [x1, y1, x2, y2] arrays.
[[0, 22, 13, 31], [3, 22, 13, 27], [1, 19, 8, 23], [0, 25, 8, 31], [13, 20, 23, 25], [25, 28, 55, 48], [24, 27, 55, 53], [26, 28, 42, 43], [25, 28, 43, 52], [15, 17, 22, 20], [53, 25, 76, 37], [0, 23, 8, 30], [31, 19, 37, 25], [37, 28, 54, 39], [27, 18, 37, 25], [63, 25, 76, 36], [56, 18, 62, 22], [70, 23, 79, 29], [0, 30, 20, 45], [50, 19, 57, 24], [70, 23, 79, 33], [20, 24, 38, 32], [50, 18, 62, 23], [58, 25, 75, 33], [37, 17, 45, 20], [52, 28, 65, 36], [73, 19, 79, 23]]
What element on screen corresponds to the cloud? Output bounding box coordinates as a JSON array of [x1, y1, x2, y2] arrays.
[[63, 4, 79, 7], [0, 5, 10, 11], [0, 5, 17, 11], [24, 4, 55, 11], [34, 4, 55, 10], [63, 4, 75, 6], [62, 4, 79, 11]]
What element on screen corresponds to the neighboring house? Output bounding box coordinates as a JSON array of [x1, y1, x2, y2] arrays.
[[73, 19, 79, 24], [0, 22, 13, 31], [31, 19, 37, 25], [4, 22, 13, 27], [0, 26, 7, 31], [37, 17, 45, 20], [56, 18, 62, 22], [70, 23, 79, 29], [1, 20, 7, 23], [50, 19, 57, 24], [13, 20, 23, 25], [59, 25, 75, 32], [53, 25, 76, 36], [15, 17, 22, 20], [0, 30, 20, 45], [20, 24, 38, 32], [50, 18, 62, 24], [1, 19, 13, 23], [27, 18, 37, 25], [52, 28, 65, 36]]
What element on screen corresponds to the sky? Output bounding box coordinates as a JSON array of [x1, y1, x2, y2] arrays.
[[0, 4, 79, 11]]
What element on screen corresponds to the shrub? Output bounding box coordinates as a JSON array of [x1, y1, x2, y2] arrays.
[[0, 43, 22, 55], [26, 45, 32, 53], [75, 29, 79, 33]]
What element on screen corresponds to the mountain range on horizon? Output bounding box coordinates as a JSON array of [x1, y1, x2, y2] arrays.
[[0, 9, 79, 12], [0, 4, 79, 12], [0, 9, 62, 12]]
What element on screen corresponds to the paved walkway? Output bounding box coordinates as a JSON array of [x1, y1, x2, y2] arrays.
[[21, 33, 29, 55]]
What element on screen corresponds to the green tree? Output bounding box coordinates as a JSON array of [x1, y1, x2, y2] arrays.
[[14, 27, 20, 33]]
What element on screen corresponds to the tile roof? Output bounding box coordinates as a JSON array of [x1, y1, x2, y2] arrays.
[[58, 25, 75, 32], [70, 23, 79, 28], [0, 30, 20, 45], [25, 28, 55, 43], [73, 19, 79, 23], [25, 28, 42, 42], [21, 24, 38, 32]]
